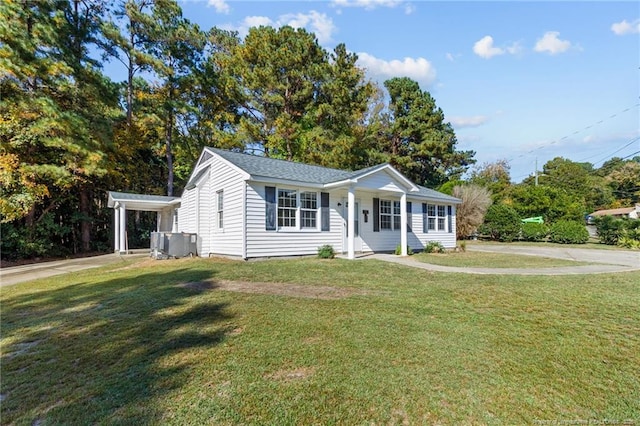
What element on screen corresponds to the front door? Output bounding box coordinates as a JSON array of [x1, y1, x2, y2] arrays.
[[342, 199, 362, 253]]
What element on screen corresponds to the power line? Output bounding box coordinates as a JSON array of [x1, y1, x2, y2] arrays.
[[589, 136, 640, 167], [506, 103, 640, 163]]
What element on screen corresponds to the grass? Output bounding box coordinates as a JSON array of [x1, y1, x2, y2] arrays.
[[413, 251, 592, 268], [1, 256, 639, 425], [466, 239, 635, 251]]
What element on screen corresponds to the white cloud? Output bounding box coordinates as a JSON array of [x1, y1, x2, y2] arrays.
[[534, 31, 572, 55], [332, 0, 403, 10], [611, 19, 640, 35], [449, 115, 490, 129], [473, 36, 504, 59], [279, 11, 337, 44], [226, 12, 336, 44], [446, 52, 455, 62], [357, 53, 437, 86], [207, 0, 230, 14]]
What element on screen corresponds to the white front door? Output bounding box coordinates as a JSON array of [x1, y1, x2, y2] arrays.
[[342, 198, 362, 253]]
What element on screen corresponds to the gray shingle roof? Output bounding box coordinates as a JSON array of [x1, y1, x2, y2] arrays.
[[209, 148, 356, 184], [204, 148, 461, 203], [108, 191, 180, 203], [415, 186, 461, 203]]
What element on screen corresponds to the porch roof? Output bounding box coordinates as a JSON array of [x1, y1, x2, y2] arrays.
[[107, 191, 181, 212]]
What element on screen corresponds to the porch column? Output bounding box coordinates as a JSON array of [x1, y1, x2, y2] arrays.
[[156, 211, 161, 232], [119, 203, 127, 255], [400, 192, 408, 256], [347, 186, 355, 260], [172, 209, 178, 232], [114, 202, 120, 253]]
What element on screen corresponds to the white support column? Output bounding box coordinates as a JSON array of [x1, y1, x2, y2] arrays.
[[400, 192, 408, 256], [119, 203, 127, 255], [156, 211, 161, 232], [114, 203, 120, 253], [347, 186, 355, 260]]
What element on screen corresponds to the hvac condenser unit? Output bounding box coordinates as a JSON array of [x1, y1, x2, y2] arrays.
[[150, 232, 197, 259]]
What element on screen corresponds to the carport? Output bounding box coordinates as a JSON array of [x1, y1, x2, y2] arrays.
[[107, 191, 181, 254]]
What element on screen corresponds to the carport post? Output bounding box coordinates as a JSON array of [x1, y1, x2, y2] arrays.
[[119, 203, 127, 255], [114, 202, 120, 252]]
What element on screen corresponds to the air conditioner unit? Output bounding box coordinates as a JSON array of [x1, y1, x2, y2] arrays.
[[150, 232, 197, 259]]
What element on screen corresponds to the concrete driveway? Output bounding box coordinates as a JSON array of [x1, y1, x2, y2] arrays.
[[1, 251, 149, 287], [372, 244, 640, 275]]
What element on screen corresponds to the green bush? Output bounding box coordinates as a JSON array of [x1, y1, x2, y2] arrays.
[[317, 244, 335, 259], [479, 204, 521, 242], [520, 222, 548, 242], [593, 215, 640, 247], [548, 220, 589, 244], [394, 244, 414, 255], [424, 241, 446, 253]]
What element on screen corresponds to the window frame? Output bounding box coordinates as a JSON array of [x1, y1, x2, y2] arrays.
[[216, 189, 224, 229], [379, 199, 402, 231], [427, 203, 447, 232], [274, 187, 321, 232]]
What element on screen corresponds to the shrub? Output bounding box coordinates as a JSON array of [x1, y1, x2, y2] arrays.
[[452, 184, 492, 239], [593, 215, 640, 246], [424, 241, 446, 253], [458, 240, 467, 252], [548, 220, 589, 244], [317, 245, 335, 259], [520, 222, 548, 242], [479, 204, 521, 242], [394, 244, 414, 255]]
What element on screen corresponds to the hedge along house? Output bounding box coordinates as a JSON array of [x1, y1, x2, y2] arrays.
[[171, 147, 461, 259]]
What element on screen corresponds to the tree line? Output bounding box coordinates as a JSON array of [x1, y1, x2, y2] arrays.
[[1, 0, 474, 259], [1, 1, 637, 260]]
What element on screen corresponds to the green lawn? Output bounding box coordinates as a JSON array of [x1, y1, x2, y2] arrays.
[[1, 257, 639, 425], [413, 251, 592, 268]]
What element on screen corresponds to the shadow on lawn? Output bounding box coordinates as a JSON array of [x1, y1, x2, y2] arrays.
[[1, 267, 233, 424]]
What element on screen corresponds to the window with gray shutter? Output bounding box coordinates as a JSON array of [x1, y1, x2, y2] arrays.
[[422, 203, 428, 233], [448, 205, 453, 233], [406, 201, 412, 232], [265, 186, 276, 231], [373, 198, 380, 232], [321, 192, 330, 231]]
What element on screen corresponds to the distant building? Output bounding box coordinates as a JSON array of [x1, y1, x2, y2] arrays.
[[586, 204, 640, 224]]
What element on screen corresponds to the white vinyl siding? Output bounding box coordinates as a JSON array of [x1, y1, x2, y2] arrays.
[[245, 183, 342, 258]]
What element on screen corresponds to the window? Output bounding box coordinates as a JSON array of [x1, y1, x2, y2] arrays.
[[278, 189, 297, 228], [266, 187, 327, 231], [217, 190, 224, 229], [437, 205, 446, 231], [427, 204, 447, 231], [380, 200, 392, 230], [427, 204, 436, 231], [379, 199, 402, 231], [300, 191, 318, 229]]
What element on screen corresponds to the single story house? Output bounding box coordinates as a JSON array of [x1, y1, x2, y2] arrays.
[[586, 204, 640, 224], [109, 147, 461, 259]]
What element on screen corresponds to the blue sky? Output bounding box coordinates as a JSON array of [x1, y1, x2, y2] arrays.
[[133, 1, 640, 182]]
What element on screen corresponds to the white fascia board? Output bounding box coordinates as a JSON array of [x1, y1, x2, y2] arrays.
[[323, 179, 356, 189], [248, 175, 326, 189], [205, 147, 251, 180]]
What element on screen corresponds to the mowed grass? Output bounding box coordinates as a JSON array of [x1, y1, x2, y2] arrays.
[[413, 251, 592, 268], [1, 256, 639, 425]]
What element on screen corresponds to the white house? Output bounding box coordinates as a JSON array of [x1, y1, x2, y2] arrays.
[[109, 147, 461, 259]]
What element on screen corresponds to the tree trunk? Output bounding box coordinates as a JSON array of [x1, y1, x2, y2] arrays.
[[166, 108, 174, 196], [79, 186, 91, 252]]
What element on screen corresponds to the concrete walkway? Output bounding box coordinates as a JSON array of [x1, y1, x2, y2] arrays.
[[0, 251, 149, 287], [368, 245, 640, 275]]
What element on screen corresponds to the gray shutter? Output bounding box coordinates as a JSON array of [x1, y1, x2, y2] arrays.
[[321, 192, 330, 231], [373, 198, 380, 232], [265, 186, 276, 231], [448, 205, 453, 234], [406, 201, 412, 232], [422, 203, 428, 233]]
